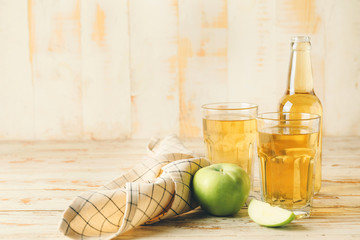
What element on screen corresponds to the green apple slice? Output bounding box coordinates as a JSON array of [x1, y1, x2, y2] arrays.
[[248, 199, 296, 227]]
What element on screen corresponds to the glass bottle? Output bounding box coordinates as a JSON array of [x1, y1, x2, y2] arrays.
[[278, 36, 323, 193]]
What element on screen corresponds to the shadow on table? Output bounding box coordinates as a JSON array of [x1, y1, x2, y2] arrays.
[[113, 208, 248, 239], [266, 223, 309, 231], [114, 207, 309, 239]]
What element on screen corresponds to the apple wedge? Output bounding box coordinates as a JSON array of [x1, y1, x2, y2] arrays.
[[248, 199, 296, 227]]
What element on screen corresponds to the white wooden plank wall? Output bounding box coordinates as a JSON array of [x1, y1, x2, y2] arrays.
[[0, 0, 359, 140], [0, 0, 33, 140], [29, 0, 83, 140], [178, 0, 228, 137], [323, 0, 360, 136], [129, 0, 179, 138], [81, 0, 130, 139]]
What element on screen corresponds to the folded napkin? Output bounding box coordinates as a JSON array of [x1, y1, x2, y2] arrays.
[[59, 135, 210, 239]]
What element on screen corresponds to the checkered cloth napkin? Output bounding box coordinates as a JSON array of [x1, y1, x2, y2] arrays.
[[59, 135, 210, 239]]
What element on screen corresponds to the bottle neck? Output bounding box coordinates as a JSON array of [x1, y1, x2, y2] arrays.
[[287, 41, 314, 94]]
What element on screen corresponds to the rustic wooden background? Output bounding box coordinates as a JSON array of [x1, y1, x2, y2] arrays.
[[0, 0, 359, 140]]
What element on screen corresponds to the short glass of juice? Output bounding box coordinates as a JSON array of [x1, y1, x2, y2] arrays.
[[256, 112, 321, 218], [202, 102, 258, 184]]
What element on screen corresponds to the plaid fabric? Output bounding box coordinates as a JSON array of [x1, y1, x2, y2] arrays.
[[59, 135, 210, 239]]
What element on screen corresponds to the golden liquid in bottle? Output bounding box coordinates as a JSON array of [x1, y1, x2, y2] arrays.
[[203, 114, 257, 174], [258, 126, 319, 209], [279, 94, 322, 193], [279, 37, 323, 193]]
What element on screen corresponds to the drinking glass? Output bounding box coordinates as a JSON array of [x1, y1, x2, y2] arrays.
[[202, 102, 258, 182], [256, 112, 321, 218]]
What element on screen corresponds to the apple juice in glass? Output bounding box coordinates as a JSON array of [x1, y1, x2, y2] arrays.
[[201, 103, 258, 180], [257, 112, 321, 218]]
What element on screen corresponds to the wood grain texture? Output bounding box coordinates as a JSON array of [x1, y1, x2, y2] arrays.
[[0, 0, 33, 139], [0, 137, 359, 239], [228, 0, 326, 113], [129, 0, 180, 138], [81, 0, 131, 139], [178, 0, 228, 137], [29, 0, 83, 140], [0, 0, 359, 140], [323, 0, 360, 136]]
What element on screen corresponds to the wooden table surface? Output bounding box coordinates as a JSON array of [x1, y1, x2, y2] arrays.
[[1, 137, 360, 239]]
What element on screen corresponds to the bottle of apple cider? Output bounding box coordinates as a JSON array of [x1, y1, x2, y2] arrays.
[[279, 36, 323, 193]]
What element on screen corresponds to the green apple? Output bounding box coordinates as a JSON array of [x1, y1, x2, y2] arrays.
[[192, 163, 250, 216], [248, 199, 296, 227]]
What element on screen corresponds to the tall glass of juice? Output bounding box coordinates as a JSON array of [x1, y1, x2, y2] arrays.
[[257, 112, 321, 218], [202, 103, 258, 185]]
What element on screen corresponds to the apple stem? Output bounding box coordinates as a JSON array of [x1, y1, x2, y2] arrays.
[[220, 168, 224, 173]]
